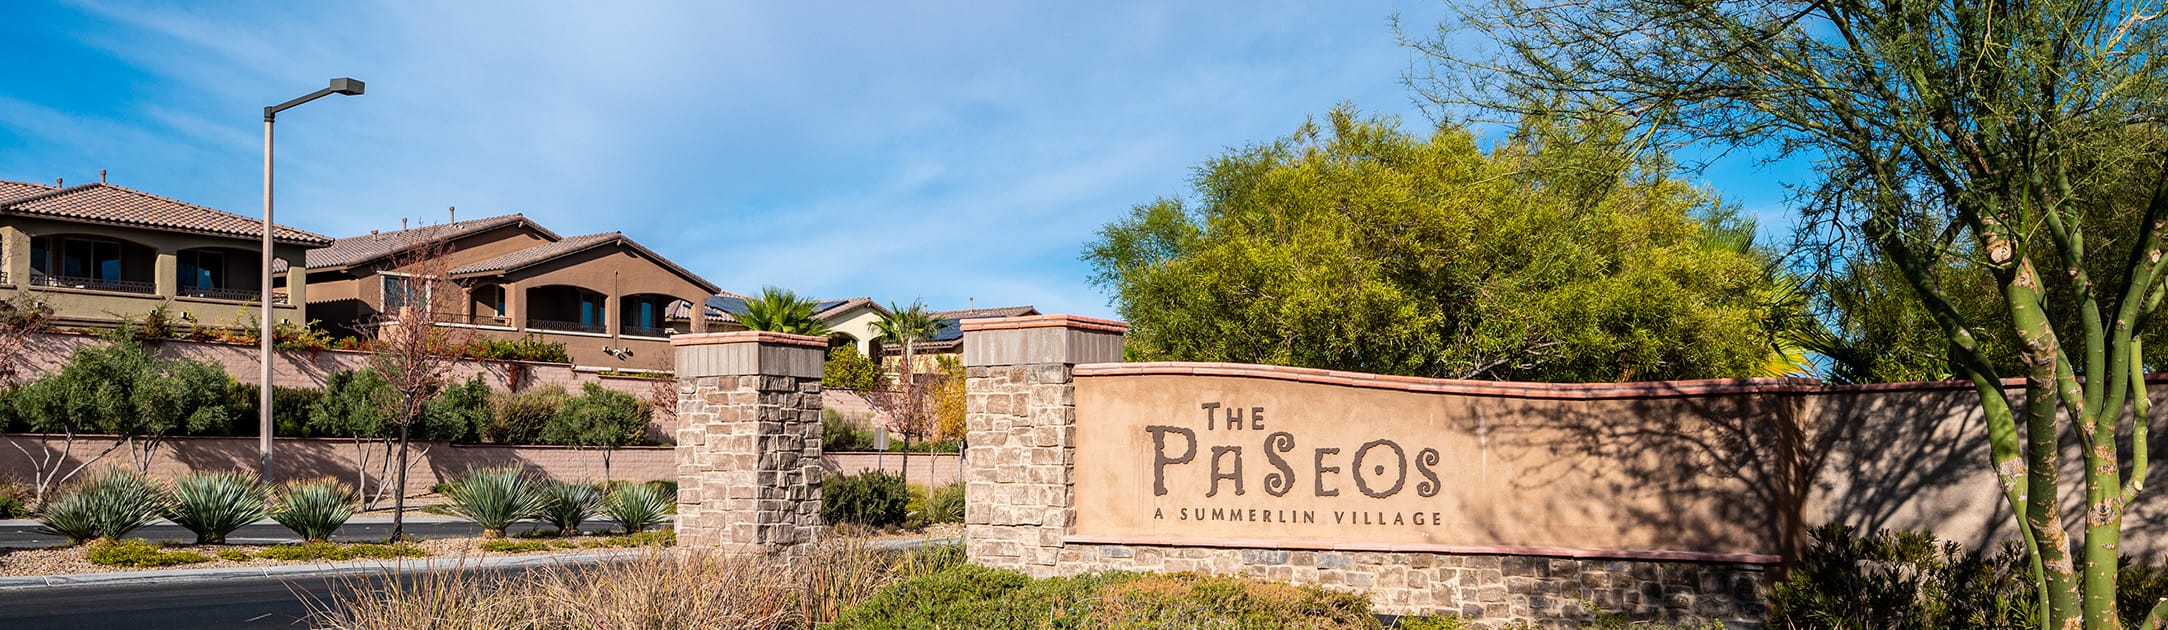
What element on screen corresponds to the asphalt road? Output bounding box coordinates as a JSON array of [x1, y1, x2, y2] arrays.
[[0, 566, 541, 630], [0, 518, 608, 547]]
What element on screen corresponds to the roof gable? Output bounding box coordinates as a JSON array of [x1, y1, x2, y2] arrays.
[[447, 231, 720, 294], [306, 214, 557, 270]]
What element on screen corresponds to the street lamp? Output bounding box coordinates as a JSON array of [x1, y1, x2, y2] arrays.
[[260, 77, 364, 480]]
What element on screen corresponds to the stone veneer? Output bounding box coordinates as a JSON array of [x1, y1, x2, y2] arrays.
[[959, 315, 1768, 627], [1050, 544, 1765, 626], [962, 315, 1127, 572], [672, 331, 826, 556]]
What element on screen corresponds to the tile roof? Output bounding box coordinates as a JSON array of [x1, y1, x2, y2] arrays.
[[0, 180, 56, 203], [928, 305, 1040, 320], [0, 181, 332, 245], [448, 231, 721, 294], [305, 214, 551, 270]]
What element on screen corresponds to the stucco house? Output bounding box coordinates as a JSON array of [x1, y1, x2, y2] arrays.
[[880, 305, 1039, 369], [295, 213, 718, 371], [0, 178, 330, 329]]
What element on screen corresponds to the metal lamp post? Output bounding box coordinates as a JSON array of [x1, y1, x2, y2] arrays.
[[260, 77, 364, 480]]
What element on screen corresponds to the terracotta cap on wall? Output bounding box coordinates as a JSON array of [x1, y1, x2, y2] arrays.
[[669, 330, 828, 348], [960, 314, 1128, 334]]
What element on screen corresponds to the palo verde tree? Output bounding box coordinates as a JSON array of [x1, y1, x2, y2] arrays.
[[1085, 108, 1786, 382], [1412, 0, 2168, 626]]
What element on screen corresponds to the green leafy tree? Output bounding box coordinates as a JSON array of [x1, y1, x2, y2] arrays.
[[823, 345, 888, 391], [420, 375, 491, 443], [309, 368, 397, 509], [9, 330, 232, 501], [735, 287, 832, 336], [1414, 0, 2168, 624], [542, 383, 650, 480], [1085, 108, 1780, 382]]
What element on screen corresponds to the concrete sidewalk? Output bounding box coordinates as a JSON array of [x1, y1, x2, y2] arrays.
[[0, 516, 471, 528]]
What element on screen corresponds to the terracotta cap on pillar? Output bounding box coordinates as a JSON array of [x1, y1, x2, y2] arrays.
[[962, 314, 1127, 367], [673, 330, 826, 378]]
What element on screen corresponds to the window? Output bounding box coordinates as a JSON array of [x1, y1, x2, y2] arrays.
[[176, 250, 224, 289], [578, 292, 606, 327], [28, 237, 46, 275], [60, 238, 122, 280], [490, 286, 506, 316], [383, 275, 424, 312]]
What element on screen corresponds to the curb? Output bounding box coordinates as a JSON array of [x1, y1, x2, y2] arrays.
[[0, 549, 643, 591]]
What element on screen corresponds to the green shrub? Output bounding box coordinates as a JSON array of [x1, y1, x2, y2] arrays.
[[822, 409, 877, 452], [215, 548, 252, 562], [443, 466, 545, 538], [479, 539, 560, 553], [86, 539, 211, 568], [603, 481, 671, 533], [2123, 558, 2168, 628], [272, 478, 356, 542], [37, 467, 168, 545], [541, 383, 651, 477], [1767, 523, 2034, 629], [464, 335, 570, 363], [538, 481, 603, 536], [224, 382, 326, 437], [254, 541, 425, 561], [833, 565, 1379, 629], [420, 375, 492, 442], [824, 346, 888, 391], [0, 476, 29, 519], [906, 482, 964, 528], [824, 471, 909, 528], [166, 471, 270, 544], [485, 386, 567, 444]]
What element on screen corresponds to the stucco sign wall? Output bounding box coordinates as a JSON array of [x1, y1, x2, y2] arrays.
[[1070, 367, 1790, 559]]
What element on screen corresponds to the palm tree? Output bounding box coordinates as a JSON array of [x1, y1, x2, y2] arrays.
[[873, 300, 943, 478], [735, 287, 832, 336], [873, 300, 942, 378]]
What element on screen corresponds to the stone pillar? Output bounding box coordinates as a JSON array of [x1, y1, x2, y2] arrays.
[[672, 330, 826, 556], [961, 314, 1126, 576]]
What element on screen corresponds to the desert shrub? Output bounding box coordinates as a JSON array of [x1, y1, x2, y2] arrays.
[[220, 383, 325, 437], [36, 467, 168, 545], [0, 476, 29, 518], [86, 539, 211, 568], [216, 548, 252, 562], [256, 541, 426, 561], [538, 480, 603, 536], [822, 409, 877, 452], [485, 386, 568, 444], [604, 481, 672, 534], [833, 565, 1378, 630], [166, 471, 270, 544], [420, 375, 491, 442], [905, 482, 964, 528], [272, 478, 356, 542], [311, 549, 799, 630], [823, 471, 908, 528], [542, 383, 652, 478], [443, 466, 546, 538], [2122, 558, 2168, 628], [1766, 523, 2033, 629]]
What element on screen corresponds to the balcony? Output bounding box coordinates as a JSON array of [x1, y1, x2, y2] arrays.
[[176, 285, 290, 305], [527, 318, 607, 335], [29, 272, 156, 295]]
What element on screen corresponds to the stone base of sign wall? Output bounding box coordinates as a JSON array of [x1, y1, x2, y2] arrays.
[[1040, 543, 1767, 627]]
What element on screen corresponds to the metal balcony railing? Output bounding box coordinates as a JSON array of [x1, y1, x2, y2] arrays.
[[29, 273, 157, 295], [526, 318, 607, 334], [620, 325, 673, 338], [429, 312, 512, 327]]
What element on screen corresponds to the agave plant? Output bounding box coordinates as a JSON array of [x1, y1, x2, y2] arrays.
[[538, 481, 604, 537], [604, 481, 672, 534], [166, 471, 270, 545], [273, 479, 356, 543], [36, 467, 168, 545], [443, 466, 545, 538]]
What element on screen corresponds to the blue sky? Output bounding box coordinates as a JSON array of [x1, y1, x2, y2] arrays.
[[0, 1, 1803, 318]]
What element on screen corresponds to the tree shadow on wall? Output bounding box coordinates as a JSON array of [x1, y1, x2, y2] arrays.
[[1469, 382, 2020, 565]]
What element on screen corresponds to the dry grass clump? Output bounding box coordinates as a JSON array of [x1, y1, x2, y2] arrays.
[[307, 540, 962, 630]]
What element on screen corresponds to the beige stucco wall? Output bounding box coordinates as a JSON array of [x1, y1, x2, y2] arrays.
[[1066, 364, 2168, 562], [0, 216, 313, 328], [822, 304, 887, 357]]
